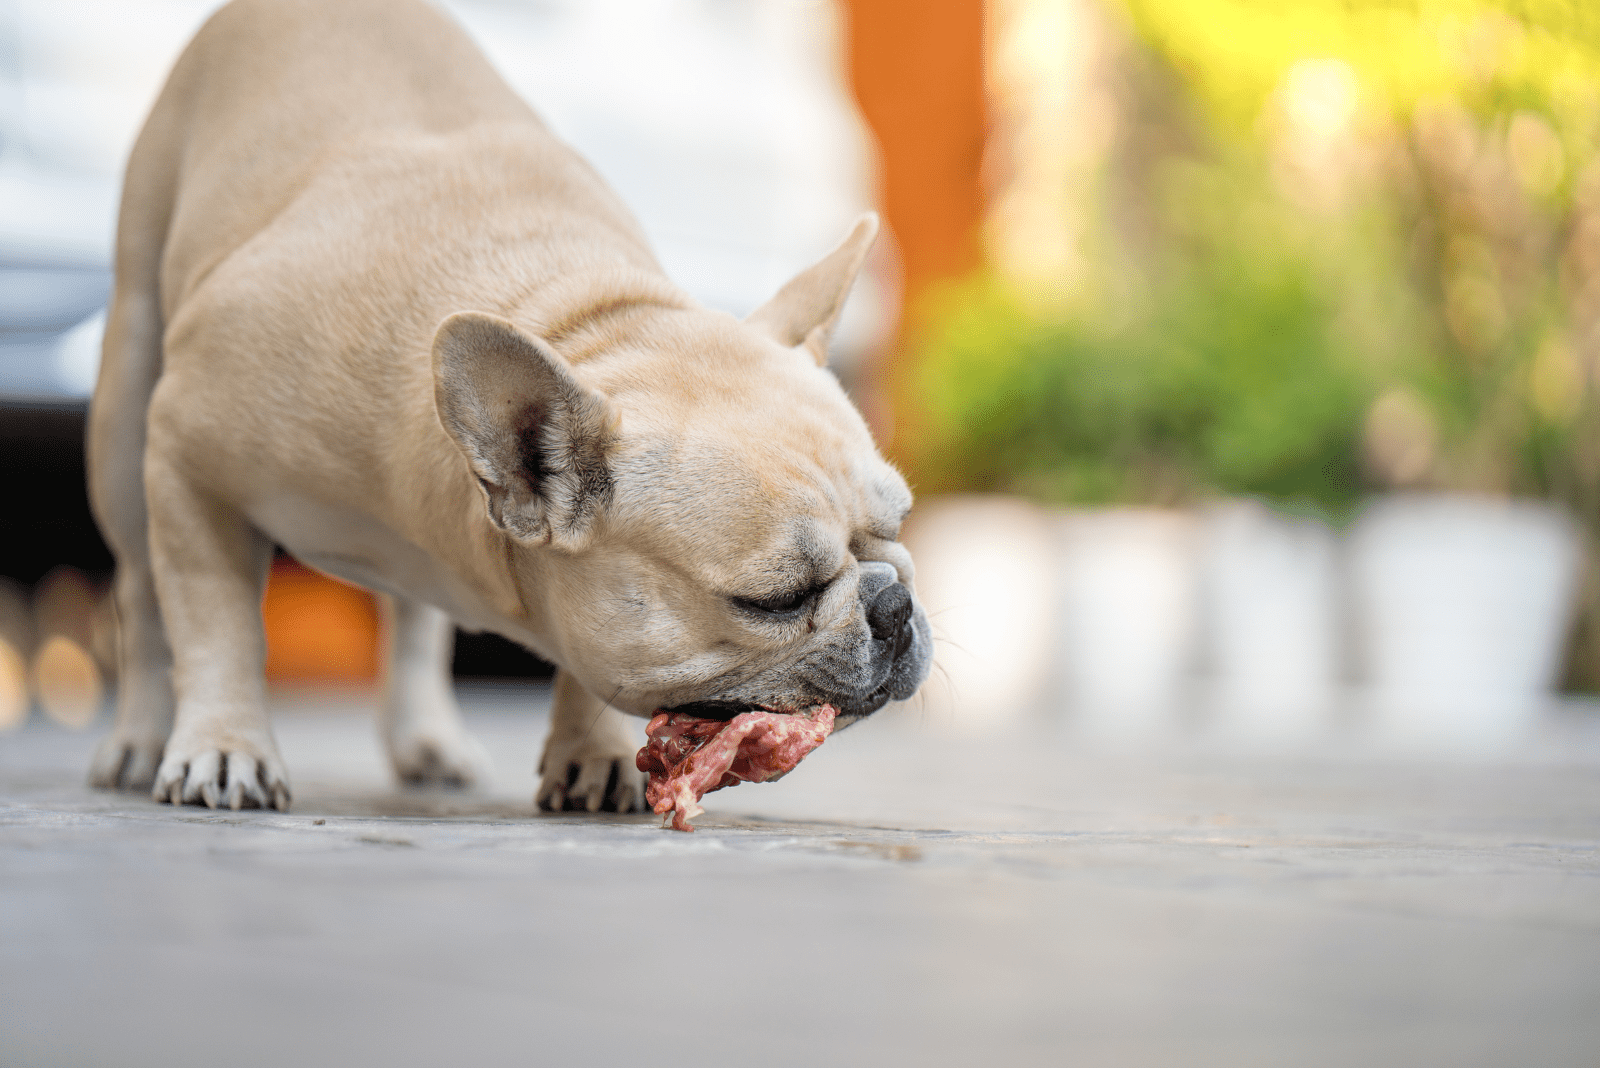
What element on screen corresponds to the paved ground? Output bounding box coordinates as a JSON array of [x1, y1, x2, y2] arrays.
[[3, 685, 1599, 1068]]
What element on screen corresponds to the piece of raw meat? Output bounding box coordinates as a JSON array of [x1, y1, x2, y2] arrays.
[[636, 705, 837, 831]]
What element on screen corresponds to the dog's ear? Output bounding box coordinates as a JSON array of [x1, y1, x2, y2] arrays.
[[433, 312, 617, 550], [746, 212, 878, 366]]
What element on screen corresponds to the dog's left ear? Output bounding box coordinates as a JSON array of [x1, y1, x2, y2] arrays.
[[746, 213, 878, 366], [433, 312, 617, 550]]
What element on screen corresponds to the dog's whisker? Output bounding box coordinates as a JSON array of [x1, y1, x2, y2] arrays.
[[577, 683, 628, 752]]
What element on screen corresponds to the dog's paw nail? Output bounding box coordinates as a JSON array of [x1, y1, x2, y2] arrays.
[[148, 745, 287, 811], [388, 730, 487, 789], [125, 749, 161, 791], [90, 736, 155, 791], [537, 742, 642, 816]]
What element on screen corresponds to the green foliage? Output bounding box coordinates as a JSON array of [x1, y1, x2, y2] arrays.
[[913, 0, 1600, 682], [912, 0, 1600, 530], [914, 250, 1371, 518]]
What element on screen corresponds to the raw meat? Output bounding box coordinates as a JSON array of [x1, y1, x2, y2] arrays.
[[636, 705, 837, 831]]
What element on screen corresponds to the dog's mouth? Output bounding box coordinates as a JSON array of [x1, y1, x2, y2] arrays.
[[658, 699, 771, 721], [663, 687, 889, 725], [838, 680, 895, 721]]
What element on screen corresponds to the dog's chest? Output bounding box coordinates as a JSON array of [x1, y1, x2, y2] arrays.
[[248, 493, 501, 631]]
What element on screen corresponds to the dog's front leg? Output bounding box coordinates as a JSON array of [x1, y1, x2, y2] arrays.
[[145, 452, 289, 810], [536, 669, 644, 813], [379, 595, 489, 787]]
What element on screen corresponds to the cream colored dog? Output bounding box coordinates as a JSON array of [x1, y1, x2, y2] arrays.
[[85, 0, 931, 814]]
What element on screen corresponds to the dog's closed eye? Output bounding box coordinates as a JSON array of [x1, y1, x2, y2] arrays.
[[733, 586, 820, 616]]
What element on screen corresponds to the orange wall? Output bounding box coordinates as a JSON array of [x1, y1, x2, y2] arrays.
[[842, 0, 987, 310], [840, 0, 987, 459], [262, 559, 379, 684]]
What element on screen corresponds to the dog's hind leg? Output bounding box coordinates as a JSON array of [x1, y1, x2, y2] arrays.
[[536, 669, 643, 813], [85, 121, 180, 791], [378, 595, 488, 787], [85, 284, 174, 789]]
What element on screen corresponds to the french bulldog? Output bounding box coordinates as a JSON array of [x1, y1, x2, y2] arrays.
[[85, 0, 931, 813]]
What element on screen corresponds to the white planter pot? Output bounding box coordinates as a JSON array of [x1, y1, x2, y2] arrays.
[[901, 496, 1057, 731], [1349, 493, 1581, 746], [1197, 500, 1340, 740], [1054, 508, 1197, 737]]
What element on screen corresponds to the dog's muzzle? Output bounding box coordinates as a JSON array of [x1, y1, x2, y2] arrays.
[[663, 562, 933, 725], [867, 580, 914, 664], [830, 561, 929, 720]]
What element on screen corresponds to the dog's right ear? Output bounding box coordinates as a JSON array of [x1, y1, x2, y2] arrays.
[[746, 212, 878, 366], [432, 312, 617, 550]]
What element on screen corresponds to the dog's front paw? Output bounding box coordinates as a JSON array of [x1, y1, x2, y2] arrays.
[[88, 730, 166, 791], [387, 726, 490, 788], [537, 734, 643, 813], [152, 727, 290, 811]]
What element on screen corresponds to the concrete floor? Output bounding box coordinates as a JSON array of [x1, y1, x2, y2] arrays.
[[3, 685, 1599, 1068]]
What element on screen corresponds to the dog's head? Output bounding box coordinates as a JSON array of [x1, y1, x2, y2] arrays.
[[432, 215, 930, 726]]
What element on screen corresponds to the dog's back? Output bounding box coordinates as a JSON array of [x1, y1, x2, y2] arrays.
[[147, 0, 652, 320]]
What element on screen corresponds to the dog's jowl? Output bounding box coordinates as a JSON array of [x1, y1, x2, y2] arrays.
[[85, 0, 931, 815]]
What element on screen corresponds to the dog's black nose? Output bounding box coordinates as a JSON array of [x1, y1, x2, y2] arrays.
[[868, 582, 913, 659]]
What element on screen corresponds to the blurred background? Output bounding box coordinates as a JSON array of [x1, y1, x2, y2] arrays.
[[3, 0, 1597, 751]]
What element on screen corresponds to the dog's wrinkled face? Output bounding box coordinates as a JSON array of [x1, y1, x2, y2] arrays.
[[541, 332, 932, 726], [433, 215, 930, 726]]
